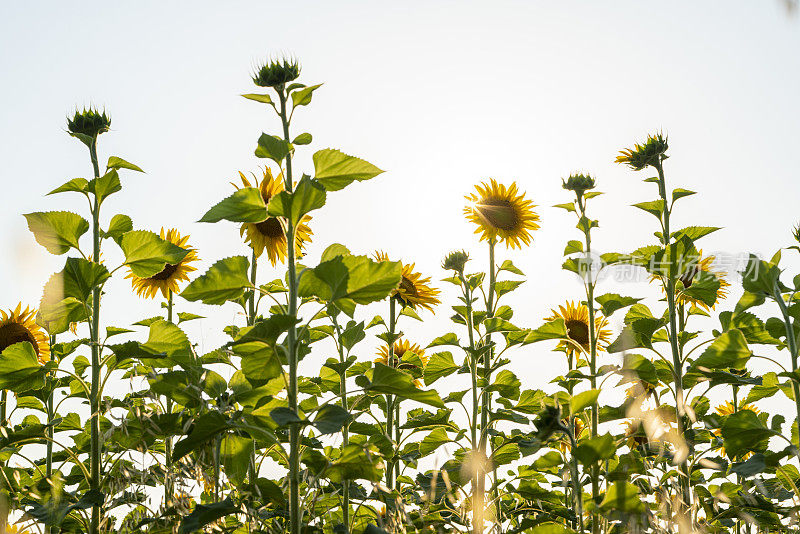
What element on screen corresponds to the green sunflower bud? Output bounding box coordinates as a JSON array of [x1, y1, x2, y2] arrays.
[[562, 173, 596, 196], [442, 250, 469, 273], [533, 405, 564, 441], [793, 222, 800, 245], [67, 108, 111, 146], [253, 58, 301, 88], [616, 132, 669, 171]]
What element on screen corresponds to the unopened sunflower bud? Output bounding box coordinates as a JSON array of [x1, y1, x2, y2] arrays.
[[442, 250, 469, 273], [562, 173, 596, 196], [616, 132, 669, 171], [67, 108, 111, 142], [533, 405, 564, 441], [253, 58, 301, 88]]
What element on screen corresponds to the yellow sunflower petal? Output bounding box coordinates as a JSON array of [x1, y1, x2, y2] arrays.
[[126, 228, 200, 300], [464, 179, 540, 249]]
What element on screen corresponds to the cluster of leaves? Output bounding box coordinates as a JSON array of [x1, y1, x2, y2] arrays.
[[2, 59, 800, 534]]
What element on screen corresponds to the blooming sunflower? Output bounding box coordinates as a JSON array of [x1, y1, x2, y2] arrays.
[[373, 251, 440, 313], [651, 250, 730, 311], [558, 417, 586, 454], [464, 179, 540, 249], [234, 168, 313, 266], [375, 339, 428, 387], [624, 420, 649, 449], [126, 228, 199, 299], [0, 304, 50, 364], [713, 401, 760, 459], [545, 301, 612, 356]]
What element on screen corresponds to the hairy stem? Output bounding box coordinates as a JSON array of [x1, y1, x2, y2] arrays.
[[89, 138, 103, 534]]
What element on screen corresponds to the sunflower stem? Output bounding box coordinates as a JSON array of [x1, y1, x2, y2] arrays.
[[88, 137, 103, 534], [278, 85, 302, 534], [460, 271, 482, 534], [164, 292, 174, 509], [331, 314, 350, 529], [774, 284, 800, 449], [385, 298, 397, 494], [654, 159, 693, 517], [249, 251, 258, 326], [477, 239, 496, 533]]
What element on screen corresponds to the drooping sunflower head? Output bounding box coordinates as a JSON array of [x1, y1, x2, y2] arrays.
[[234, 168, 313, 266], [253, 57, 301, 88], [464, 179, 540, 249], [615, 132, 668, 171], [561, 173, 596, 197], [375, 339, 428, 387], [374, 251, 441, 313], [651, 250, 730, 311], [545, 300, 612, 356], [713, 402, 760, 459], [442, 250, 470, 274], [0, 304, 50, 364], [126, 228, 199, 300], [67, 108, 111, 141]]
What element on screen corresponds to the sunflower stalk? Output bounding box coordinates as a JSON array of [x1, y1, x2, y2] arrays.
[[385, 298, 397, 493], [164, 292, 174, 508], [477, 239, 496, 533], [773, 283, 800, 444], [331, 313, 351, 529]]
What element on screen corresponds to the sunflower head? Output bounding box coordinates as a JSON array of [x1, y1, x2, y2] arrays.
[[0, 304, 50, 364], [545, 300, 612, 356], [125, 228, 199, 300], [558, 417, 586, 454], [561, 173, 596, 197], [533, 405, 564, 442], [67, 108, 111, 142], [624, 421, 649, 449], [375, 339, 428, 387], [793, 222, 800, 245], [713, 402, 760, 459], [616, 132, 668, 171], [374, 251, 440, 313], [464, 179, 540, 249], [235, 168, 313, 266], [442, 250, 469, 274], [253, 57, 301, 88], [652, 250, 730, 311]]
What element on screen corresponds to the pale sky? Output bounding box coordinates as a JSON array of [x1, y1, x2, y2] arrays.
[[2, 2, 800, 415]]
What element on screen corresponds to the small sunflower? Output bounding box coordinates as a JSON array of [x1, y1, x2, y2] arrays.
[[558, 417, 586, 454], [234, 168, 313, 266], [0, 304, 50, 364], [464, 179, 540, 249], [624, 420, 649, 450], [545, 301, 612, 356], [615, 132, 668, 171], [126, 228, 199, 299], [651, 250, 730, 311], [375, 339, 428, 387], [713, 401, 760, 459], [373, 251, 440, 313]]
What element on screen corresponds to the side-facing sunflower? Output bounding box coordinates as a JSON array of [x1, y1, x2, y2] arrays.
[[126, 228, 199, 299], [713, 401, 760, 459], [373, 251, 440, 313], [375, 339, 428, 387], [558, 417, 586, 454], [234, 168, 313, 266], [651, 249, 730, 311], [545, 301, 612, 356], [0, 304, 50, 363], [464, 179, 540, 249]]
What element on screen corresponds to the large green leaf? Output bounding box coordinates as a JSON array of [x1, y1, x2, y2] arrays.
[[423, 351, 459, 386], [298, 252, 401, 305], [367, 363, 444, 408], [573, 433, 616, 465], [312, 149, 384, 191], [119, 230, 190, 278], [599, 481, 646, 514], [181, 256, 251, 305], [327, 444, 383, 483], [721, 410, 772, 459], [236, 341, 283, 384], [691, 329, 751, 371], [107, 156, 144, 173], [47, 178, 89, 196], [199, 187, 267, 223], [254, 133, 292, 163], [571, 389, 600, 413], [24, 211, 89, 255], [179, 496, 239, 534], [267, 175, 326, 222], [740, 254, 781, 296], [595, 293, 641, 317], [87, 169, 121, 204], [140, 319, 194, 368], [0, 342, 55, 392], [291, 83, 322, 107], [220, 435, 254, 486], [312, 404, 351, 435], [506, 318, 568, 346], [173, 412, 229, 460]]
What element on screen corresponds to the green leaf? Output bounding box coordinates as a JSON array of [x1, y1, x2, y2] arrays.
[[563, 240, 583, 255], [527, 523, 577, 534], [632, 199, 665, 219], [181, 256, 251, 305], [220, 435, 254, 486], [236, 341, 282, 384], [102, 214, 133, 243], [574, 433, 616, 465], [571, 389, 600, 413], [367, 363, 445, 408], [266, 175, 326, 222], [24, 211, 89, 255], [671, 226, 720, 242], [255, 133, 292, 163], [599, 481, 645, 514], [312, 149, 384, 191], [293, 132, 313, 145], [680, 270, 721, 308], [173, 412, 229, 460], [199, 187, 267, 223], [595, 293, 641, 317], [140, 319, 194, 367], [312, 404, 350, 435], [0, 342, 54, 392], [721, 410, 772, 459], [672, 188, 696, 202], [241, 93, 273, 104], [298, 253, 401, 305], [741, 253, 781, 296], [499, 259, 524, 275], [47, 178, 89, 196], [506, 319, 568, 346], [291, 83, 323, 107], [179, 497, 239, 534], [119, 230, 190, 278], [691, 329, 751, 371], [423, 351, 459, 386], [106, 156, 144, 173], [327, 444, 384, 483], [87, 169, 121, 204]]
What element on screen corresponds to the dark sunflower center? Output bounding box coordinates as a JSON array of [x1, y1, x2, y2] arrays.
[[565, 319, 590, 346], [0, 323, 39, 354], [476, 198, 519, 231], [679, 266, 698, 289], [399, 276, 418, 297], [255, 217, 285, 239], [149, 263, 179, 281]]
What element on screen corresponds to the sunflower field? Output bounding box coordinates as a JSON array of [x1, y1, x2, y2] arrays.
[[2, 56, 800, 534]]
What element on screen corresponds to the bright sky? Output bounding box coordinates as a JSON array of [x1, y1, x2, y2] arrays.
[[2, 2, 800, 419]]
